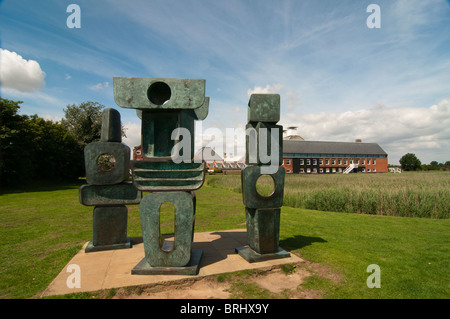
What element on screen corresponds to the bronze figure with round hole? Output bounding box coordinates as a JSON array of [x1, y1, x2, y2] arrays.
[[80, 108, 141, 252], [112, 77, 209, 275], [236, 94, 290, 263]]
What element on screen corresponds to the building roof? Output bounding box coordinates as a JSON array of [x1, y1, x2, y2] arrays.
[[283, 134, 304, 140], [193, 147, 224, 161], [283, 140, 387, 156]]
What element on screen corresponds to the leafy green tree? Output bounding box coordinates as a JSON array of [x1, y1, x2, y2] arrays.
[[399, 153, 422, 171], [430, 161, 439, 166], [0, 98, 34, 185], [1, 98, 84, 186], [61, 101, 105, 147], [61, 101, 126, 147], [27, 116, 84, 181]]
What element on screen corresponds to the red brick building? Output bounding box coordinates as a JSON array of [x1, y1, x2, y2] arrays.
[[281, 140, 388, 174]]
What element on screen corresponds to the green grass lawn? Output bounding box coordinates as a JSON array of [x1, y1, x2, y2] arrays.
[[0, 177, 449, 298]]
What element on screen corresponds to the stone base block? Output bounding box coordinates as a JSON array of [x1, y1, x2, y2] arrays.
[[131, 249, 203, 275], [235, 246, 290, 263], [85, 238, 132, 253]]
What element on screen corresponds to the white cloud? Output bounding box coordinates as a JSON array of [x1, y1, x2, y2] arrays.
[[42, 113, 63, 123], [0, 48, 46, 92], [1, 86, 67, 113], [247, 84, 284, 97], [90, 81, 109, 90], [122, 121, 141, 151], [283, 98, 450, 164]]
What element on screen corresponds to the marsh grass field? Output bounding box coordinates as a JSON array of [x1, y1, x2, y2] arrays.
[[209, 171, 450, 219], [0, 171, 449, 298]]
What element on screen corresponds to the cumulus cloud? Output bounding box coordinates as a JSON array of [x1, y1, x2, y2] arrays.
[[122, 121, 141, 152], [247, 83, 284, 97], [90, 81, 109, 90], [0, 48, 46, 92], [284, 98, 450, 164]]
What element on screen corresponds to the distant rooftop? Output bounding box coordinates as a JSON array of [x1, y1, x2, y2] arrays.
[[283, 140, 387, 156], [193, 147, 223, 162]]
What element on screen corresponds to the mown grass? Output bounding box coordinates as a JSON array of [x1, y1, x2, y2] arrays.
[[0, 181, 246, 299], [280, 207, 449, 298], [207, 171, 450, 219], [0, 174, 449, 298]]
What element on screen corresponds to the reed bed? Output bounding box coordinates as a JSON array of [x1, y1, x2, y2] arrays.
[[206, 172, 450, 219]]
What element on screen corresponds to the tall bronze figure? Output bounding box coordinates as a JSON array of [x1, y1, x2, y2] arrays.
[[114, 77, 209, 275], [236, 94, 290, 262], [79, 108, 141, 252]]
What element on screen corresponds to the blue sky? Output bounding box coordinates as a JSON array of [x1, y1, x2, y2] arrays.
[[1, 0, 450, 164]]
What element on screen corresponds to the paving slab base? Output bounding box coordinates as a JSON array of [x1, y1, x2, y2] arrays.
[[40, 229, 303, 297]]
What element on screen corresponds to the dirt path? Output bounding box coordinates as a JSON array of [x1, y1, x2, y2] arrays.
[[110, 261, 342, 299]]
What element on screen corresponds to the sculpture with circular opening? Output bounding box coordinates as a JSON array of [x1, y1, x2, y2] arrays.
[[236, 93, 290, 263], [147, 81, 172, 105], [256, 174, 275, 198], [113, 77, 209, 275], [97, 154, 116, 172], [80, 108, 137, 253]]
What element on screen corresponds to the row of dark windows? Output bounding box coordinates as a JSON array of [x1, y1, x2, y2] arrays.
[[283, 153, 386, 158], [285, 167, 378, 174], [283, 158, 377, 166]]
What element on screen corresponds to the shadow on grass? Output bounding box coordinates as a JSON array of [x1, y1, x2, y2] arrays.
[[280, 235, 327, 251]]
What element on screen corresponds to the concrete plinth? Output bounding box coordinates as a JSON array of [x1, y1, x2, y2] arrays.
[[131, 249, 203, 275], [235, 246, 290, 263]]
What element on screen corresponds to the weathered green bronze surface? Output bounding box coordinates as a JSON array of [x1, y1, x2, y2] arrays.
[[248, 94, 280, 123], [132, 161, 205, 191], [135, 97, 209, 121], [101, 108, 122, 143], [235, 246, 290, 263], [79, 183, 141, 206], [139, 191, 195, 267], [241, 165, 285, 209], [84, 142, 130, 185], [132, 249, 203, 275], [112, 76, 209, 273], [113, 77, 206, 110], [237, 93, 289, 262], [80, 108, 134, 252], [245, 207, 280, 254], [245, 122, 283, 165], [85, 205, 131, 252], [141, 110, 179, 158]]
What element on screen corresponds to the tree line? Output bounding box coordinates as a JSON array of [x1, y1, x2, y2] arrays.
[[1, 97, 448, 186], [0, 98, 110, 187], [399, 153, 450, 171]]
